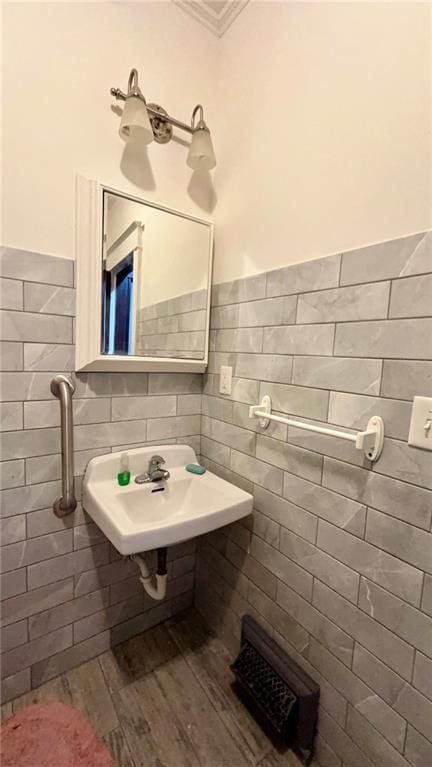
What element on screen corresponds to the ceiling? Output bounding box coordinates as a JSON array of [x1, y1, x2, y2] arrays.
[[172, 0, 249, 37]]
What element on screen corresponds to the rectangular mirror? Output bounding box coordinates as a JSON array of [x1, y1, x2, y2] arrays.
[[76, 178, 213, 372], [102, 191, 210, 360]]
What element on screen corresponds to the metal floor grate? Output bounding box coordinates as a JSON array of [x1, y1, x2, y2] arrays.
[[232, 640, 297, 736]]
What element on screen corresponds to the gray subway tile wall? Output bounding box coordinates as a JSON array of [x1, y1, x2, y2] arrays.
[[0, 247, 199, 702], [1, 232, 432, 767], [137, 288, 207, 358], [196, 231, 432, 767]]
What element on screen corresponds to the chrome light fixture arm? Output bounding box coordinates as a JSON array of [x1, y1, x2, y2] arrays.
[[191, 104, 209, 132], [110, 70, 198, 138]]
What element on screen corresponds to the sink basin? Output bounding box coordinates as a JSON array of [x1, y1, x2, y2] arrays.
[[82, 445, 253, 555]]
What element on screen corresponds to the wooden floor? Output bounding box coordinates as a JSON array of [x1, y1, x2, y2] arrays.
[[2, 609, 306, 767]]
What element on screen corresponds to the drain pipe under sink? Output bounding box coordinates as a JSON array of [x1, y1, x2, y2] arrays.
[[130, 548, 167, 601]]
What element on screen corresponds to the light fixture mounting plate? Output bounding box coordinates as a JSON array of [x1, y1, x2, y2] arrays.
[[148, 104, 173, 144]]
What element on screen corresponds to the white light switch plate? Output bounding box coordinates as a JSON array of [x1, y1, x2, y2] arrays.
[[408, 396, 432, 450], [219, 365, 232, 395]]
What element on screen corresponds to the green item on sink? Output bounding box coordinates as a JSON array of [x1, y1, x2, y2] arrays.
[[117, 471, 131, 486], [185, 463, 206, 475], [117, 452, 131, 486]]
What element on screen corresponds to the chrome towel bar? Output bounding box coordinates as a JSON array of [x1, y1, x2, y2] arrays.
[[249, 395, 384, 462], [51, 375, 77, 517]]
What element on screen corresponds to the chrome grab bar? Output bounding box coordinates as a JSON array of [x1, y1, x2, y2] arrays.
[[50, 375, 77, 517]]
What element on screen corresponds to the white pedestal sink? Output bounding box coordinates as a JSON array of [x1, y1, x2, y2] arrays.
[[82, 445, 253, 555]]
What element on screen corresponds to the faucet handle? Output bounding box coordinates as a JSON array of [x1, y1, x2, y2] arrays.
[[149, 454, 165, 469]]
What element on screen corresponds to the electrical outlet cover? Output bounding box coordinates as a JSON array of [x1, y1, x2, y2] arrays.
[[408, 396, 432, 451], [219, 365, 233, 395]]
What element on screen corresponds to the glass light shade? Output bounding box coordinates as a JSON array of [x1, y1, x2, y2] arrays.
[[119, 95, 154, 145], [187, 127, 216, 170]]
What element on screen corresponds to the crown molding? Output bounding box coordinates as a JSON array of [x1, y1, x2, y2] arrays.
[[173, 0, 249, 37]]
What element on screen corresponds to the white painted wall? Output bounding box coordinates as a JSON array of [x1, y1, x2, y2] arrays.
[[2, 1, 430, 285], [1, 2, 218, 259], [211, 1, 432, 283]]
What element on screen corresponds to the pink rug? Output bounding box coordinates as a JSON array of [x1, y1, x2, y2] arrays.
[[0, 702, 116, 767]]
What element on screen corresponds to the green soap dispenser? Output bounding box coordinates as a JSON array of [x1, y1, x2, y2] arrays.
[[117, 452, 131, 486]]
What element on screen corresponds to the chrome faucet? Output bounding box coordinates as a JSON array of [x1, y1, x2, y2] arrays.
[[135, 455, 170, 484]]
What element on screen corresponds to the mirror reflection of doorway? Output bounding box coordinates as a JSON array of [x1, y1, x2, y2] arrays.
[[102, 212, 143, 357]]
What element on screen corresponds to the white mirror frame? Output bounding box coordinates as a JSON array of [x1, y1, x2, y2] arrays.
[[75, 176, 214, 372]]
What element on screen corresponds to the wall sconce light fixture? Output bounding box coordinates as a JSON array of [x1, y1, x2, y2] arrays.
[[111, 69, 216, 170]]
